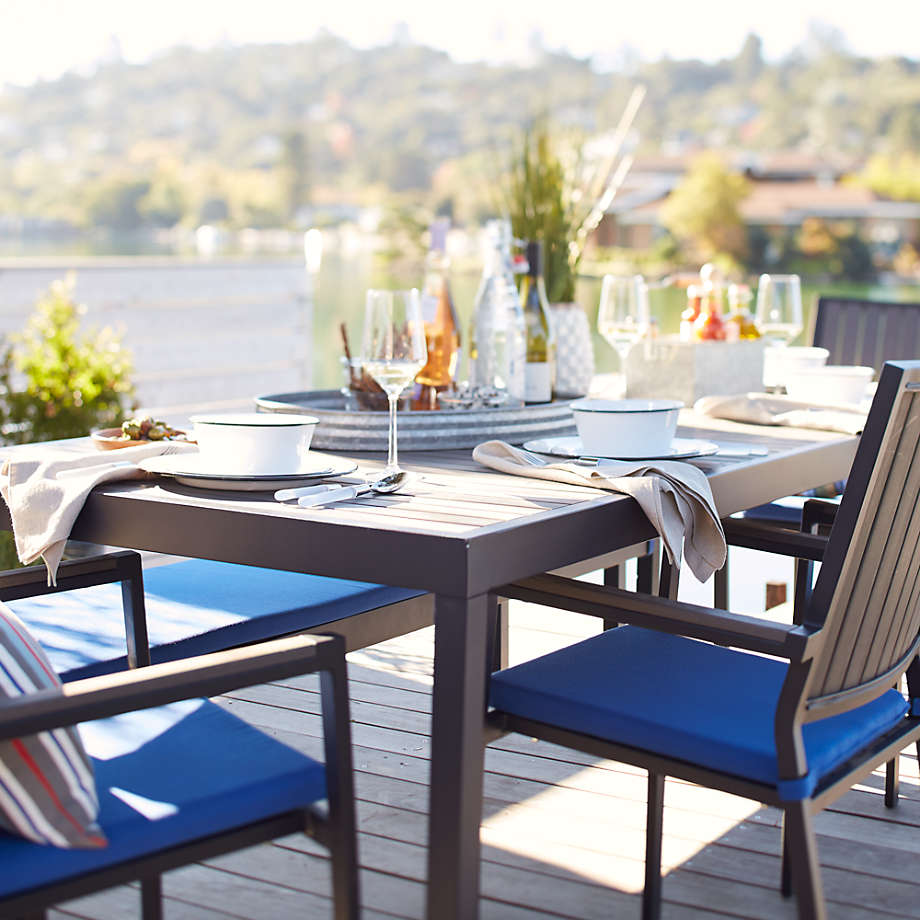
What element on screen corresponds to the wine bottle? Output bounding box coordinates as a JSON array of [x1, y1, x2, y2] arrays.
[[412, 218, 461, 410], [519, 240, 556, 403], [469, 219, 526, 402]]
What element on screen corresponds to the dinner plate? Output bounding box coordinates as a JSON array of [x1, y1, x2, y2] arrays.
[[521, 436, 720, 462], [139, 452, 358, 491]]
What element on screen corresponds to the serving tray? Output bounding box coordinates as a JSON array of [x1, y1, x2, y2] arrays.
[[254, 389, 578, 451]]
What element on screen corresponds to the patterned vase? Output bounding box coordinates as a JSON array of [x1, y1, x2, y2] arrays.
[[550, 302, 595, 398]]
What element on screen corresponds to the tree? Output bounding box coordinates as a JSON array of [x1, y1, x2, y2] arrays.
[[660, 153, 750, 265], [859, 154, 920, 201]]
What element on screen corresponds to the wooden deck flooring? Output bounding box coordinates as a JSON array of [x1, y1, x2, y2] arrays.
[[47, 588, 920, 920]]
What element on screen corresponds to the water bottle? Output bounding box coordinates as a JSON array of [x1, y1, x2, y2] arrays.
[[469, 219, 526, 402]]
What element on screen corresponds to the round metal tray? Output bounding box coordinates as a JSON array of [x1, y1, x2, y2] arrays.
[[255, 390, 578, 451]]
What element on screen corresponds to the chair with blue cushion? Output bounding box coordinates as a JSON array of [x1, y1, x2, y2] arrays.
[[715, 294, 920, 609], [0, 554, 432, 681], [493, 360, 920, 919], [0, 630, 359, 919]]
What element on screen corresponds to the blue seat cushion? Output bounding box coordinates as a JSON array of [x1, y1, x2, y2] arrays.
[[8, 559, 424, 680], [0, 698, 325, 899], [490, 626, 908, 800], [742, 492, 843, 526]]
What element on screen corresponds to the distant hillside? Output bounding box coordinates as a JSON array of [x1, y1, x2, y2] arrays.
[[0, 32, 918, 229]]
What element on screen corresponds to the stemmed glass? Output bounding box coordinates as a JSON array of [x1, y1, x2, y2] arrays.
[[755, 274, 803, 345], [755, 274, 804, 391], [362, 289, 428, 474], [597, 274, 649, 397]]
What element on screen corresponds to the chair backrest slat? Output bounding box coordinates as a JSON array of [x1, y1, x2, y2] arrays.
[[807, 364, 920, 700], [813, 297, 920, 374], [866, 487, 920, 681]]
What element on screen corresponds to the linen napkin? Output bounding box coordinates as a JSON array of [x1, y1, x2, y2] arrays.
[[693, 393, 867, 435], [0, 441, 197, 583], [472, 440, 726, 583]]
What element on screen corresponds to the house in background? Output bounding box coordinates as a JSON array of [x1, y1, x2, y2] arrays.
[[595, 152, 920, 262]]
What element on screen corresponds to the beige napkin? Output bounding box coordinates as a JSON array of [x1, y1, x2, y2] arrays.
[[694, 393, 867, 435], [0, 441, 197, 583], [472, 440, 726, 583]]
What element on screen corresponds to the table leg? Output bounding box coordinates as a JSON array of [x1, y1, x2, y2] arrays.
[[426, 593, 490, 920]]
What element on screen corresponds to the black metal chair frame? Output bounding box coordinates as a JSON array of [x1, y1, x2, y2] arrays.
[[0, 631, 360, 920], [490, 360, 920, 920]]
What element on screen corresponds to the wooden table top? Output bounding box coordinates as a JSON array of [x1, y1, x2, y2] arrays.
[[0, 411, 858, 599]]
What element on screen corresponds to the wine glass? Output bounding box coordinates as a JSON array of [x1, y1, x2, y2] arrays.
[[597, 274, 649, 396], [362, 289, 428, 475], [755, 274, 803, 345], [755, 274, 804, 391]]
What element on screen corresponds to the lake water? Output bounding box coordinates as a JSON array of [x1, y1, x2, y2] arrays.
[[0, 249, 917, 411]]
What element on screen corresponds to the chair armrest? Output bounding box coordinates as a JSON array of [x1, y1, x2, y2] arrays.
[[722, 518, 828, 561], [0, 551, 142, 600], [501, 573, 817, 660], [0, 632, 345, 741], [0, 550, 150, 669], [801, 498, 838, 532]]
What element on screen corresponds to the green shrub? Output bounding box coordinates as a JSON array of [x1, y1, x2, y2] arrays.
[[0, 277, 136, 569], [0, 277, 135, 444]]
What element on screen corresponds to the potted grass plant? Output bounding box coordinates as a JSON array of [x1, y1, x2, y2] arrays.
[[496, 93, 643, 396]]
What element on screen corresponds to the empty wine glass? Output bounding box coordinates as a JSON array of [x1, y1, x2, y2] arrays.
[[597, 274, 649, 396], [755, 274, 803, 346], [362, 289, 428, 474]]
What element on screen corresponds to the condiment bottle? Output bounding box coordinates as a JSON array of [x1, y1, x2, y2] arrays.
[[727, 283, 761, 340], [412, 218, 461, 410], [695, 283, 727, 341], [680, 284, 703, 341]]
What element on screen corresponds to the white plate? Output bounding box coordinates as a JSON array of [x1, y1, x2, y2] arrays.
[[522, 436, 720, 462], [139, 452, 358, 491]]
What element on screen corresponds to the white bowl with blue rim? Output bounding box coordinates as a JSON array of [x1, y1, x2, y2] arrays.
[[190, 413, 319, 475], [569, 398, 683, 458]]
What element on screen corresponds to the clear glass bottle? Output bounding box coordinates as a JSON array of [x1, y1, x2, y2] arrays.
[[519, 240, 556, 403], [469, 219, 526, 401], [412, 218, 461, 410]]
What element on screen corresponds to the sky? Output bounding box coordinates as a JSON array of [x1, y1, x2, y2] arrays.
[[1, 0, 919, 88]]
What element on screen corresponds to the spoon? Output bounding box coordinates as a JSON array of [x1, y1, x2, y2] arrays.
[[296, 470, 409, 508]]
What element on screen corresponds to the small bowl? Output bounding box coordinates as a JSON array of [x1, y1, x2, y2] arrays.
[[784, 365, 874, 406], [570, 398, 683, 458], [190, 413, 319, 474], [763, 346, 829, 390]]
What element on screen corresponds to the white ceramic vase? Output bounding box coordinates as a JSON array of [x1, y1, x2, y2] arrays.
[[550, 302, 595, 398]]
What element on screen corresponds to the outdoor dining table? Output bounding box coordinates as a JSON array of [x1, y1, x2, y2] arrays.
[[0, 408, 859, 920]]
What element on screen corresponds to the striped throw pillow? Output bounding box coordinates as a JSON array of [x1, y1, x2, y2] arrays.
[[0, 601, 106, 848]]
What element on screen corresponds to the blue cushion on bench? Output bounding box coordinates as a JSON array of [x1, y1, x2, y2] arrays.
[[490, 626, 907, 799], [8, 559, 423, 680], [0, 698, 324, 899]]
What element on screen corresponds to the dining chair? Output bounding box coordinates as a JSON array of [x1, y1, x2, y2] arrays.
[[491, 359, 920, 919], [0, 625, 359, 919], [2, 554, 432, 680], [715, 294, 920, 609]]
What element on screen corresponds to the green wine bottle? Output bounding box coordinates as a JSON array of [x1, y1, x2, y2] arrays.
[[519, 240, 556, 403]]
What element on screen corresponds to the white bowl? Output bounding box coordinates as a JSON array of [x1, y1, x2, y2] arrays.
[[190, 413, 319, 475], [784, 366, 874, 406], [763, 346, 829, 390], [570, 398, 683, 458]]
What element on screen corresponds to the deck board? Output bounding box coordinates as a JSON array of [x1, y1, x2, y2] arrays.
[[50, 605, 920, 919]]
